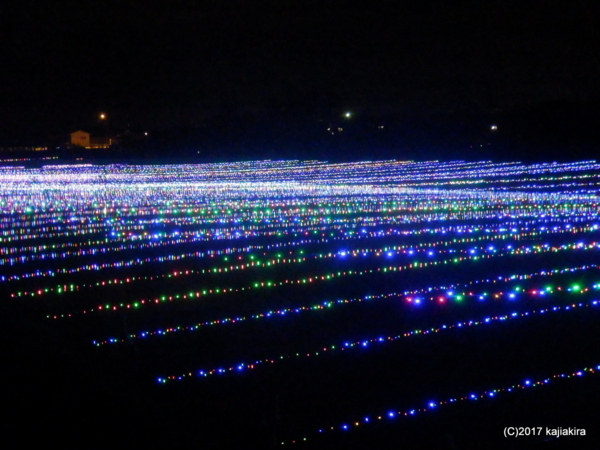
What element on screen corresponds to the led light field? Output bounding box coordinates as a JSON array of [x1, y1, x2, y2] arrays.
[[3, 159, 600, 448]]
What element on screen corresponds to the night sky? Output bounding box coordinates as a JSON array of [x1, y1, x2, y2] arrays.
[[1, 1, 599, 155]]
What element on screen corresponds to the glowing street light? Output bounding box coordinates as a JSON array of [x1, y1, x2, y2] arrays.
[[490, 124, 498, 130], [344, 112, 352, 118], [99, 113, 107, 120]]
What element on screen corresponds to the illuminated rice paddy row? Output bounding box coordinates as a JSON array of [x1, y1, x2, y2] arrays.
[[282, 362, 600, 445], [94, 265, 600, 346], [48, 240, 600, 319], [16, 222, 594, 298], [157, 299, 600, 383], [1, 217, 589, 264], [1, 160, 598, 189], [5, 219, 585, 268], [0, 193, 595, 246]]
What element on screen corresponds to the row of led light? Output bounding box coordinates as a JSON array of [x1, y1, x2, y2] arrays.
[[452, 183, 600, 195], [4, 215, 565, 267], [157, 299, 600, 383], [498, 181, 600, 190], [1, 195, 475, 230], [48, 239, 600, 319], [8, 213, 588, 268], [3, 194, 595, 245], [0, 216, 523, 260], [402, 263, 600, 296], [6, 213, 576, 280], [2, 160, 597, 189], [0, 198, 550, 244], [47, 242, 600, 319], [2, 167, 596, 220], [281, 363, 600, 445], [4, 223, 415, 281], [397, 171, 600, 188], [3, 162, 597, 228], [1, 160, 321, 181], [3, 186, 596, 213], [305, 160, 600, 184], [2, 178, 555, 210], [2, 205, 596, 256], [92, 265, 600, 346], [0, 222, 146, 244], [4, 217, 542, 282], [1, 192, 596, 253], [0, 156, 58, 163], [0, 214, 586, 263], [7, 191, 559, 222], [3, 225, 436, 282], [20, 222, 588, 298]]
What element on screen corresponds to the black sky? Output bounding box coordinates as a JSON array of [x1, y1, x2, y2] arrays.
[[1, 1, 599, 141]]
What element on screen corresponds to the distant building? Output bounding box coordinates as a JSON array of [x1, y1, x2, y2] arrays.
[[70, 130, 112, 149], [71, 130, 90, 148]]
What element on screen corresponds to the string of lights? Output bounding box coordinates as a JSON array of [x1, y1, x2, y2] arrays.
[[18, 222, 595, 299], [157, 299, 600, 383], [280, 363, 600, 445], [93, 264, 600, 346], [4, 218, 589, 267], [48, 240, 600, 319]]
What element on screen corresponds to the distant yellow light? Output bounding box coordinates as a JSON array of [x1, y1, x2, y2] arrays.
[[99, 113, 107, 120]]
